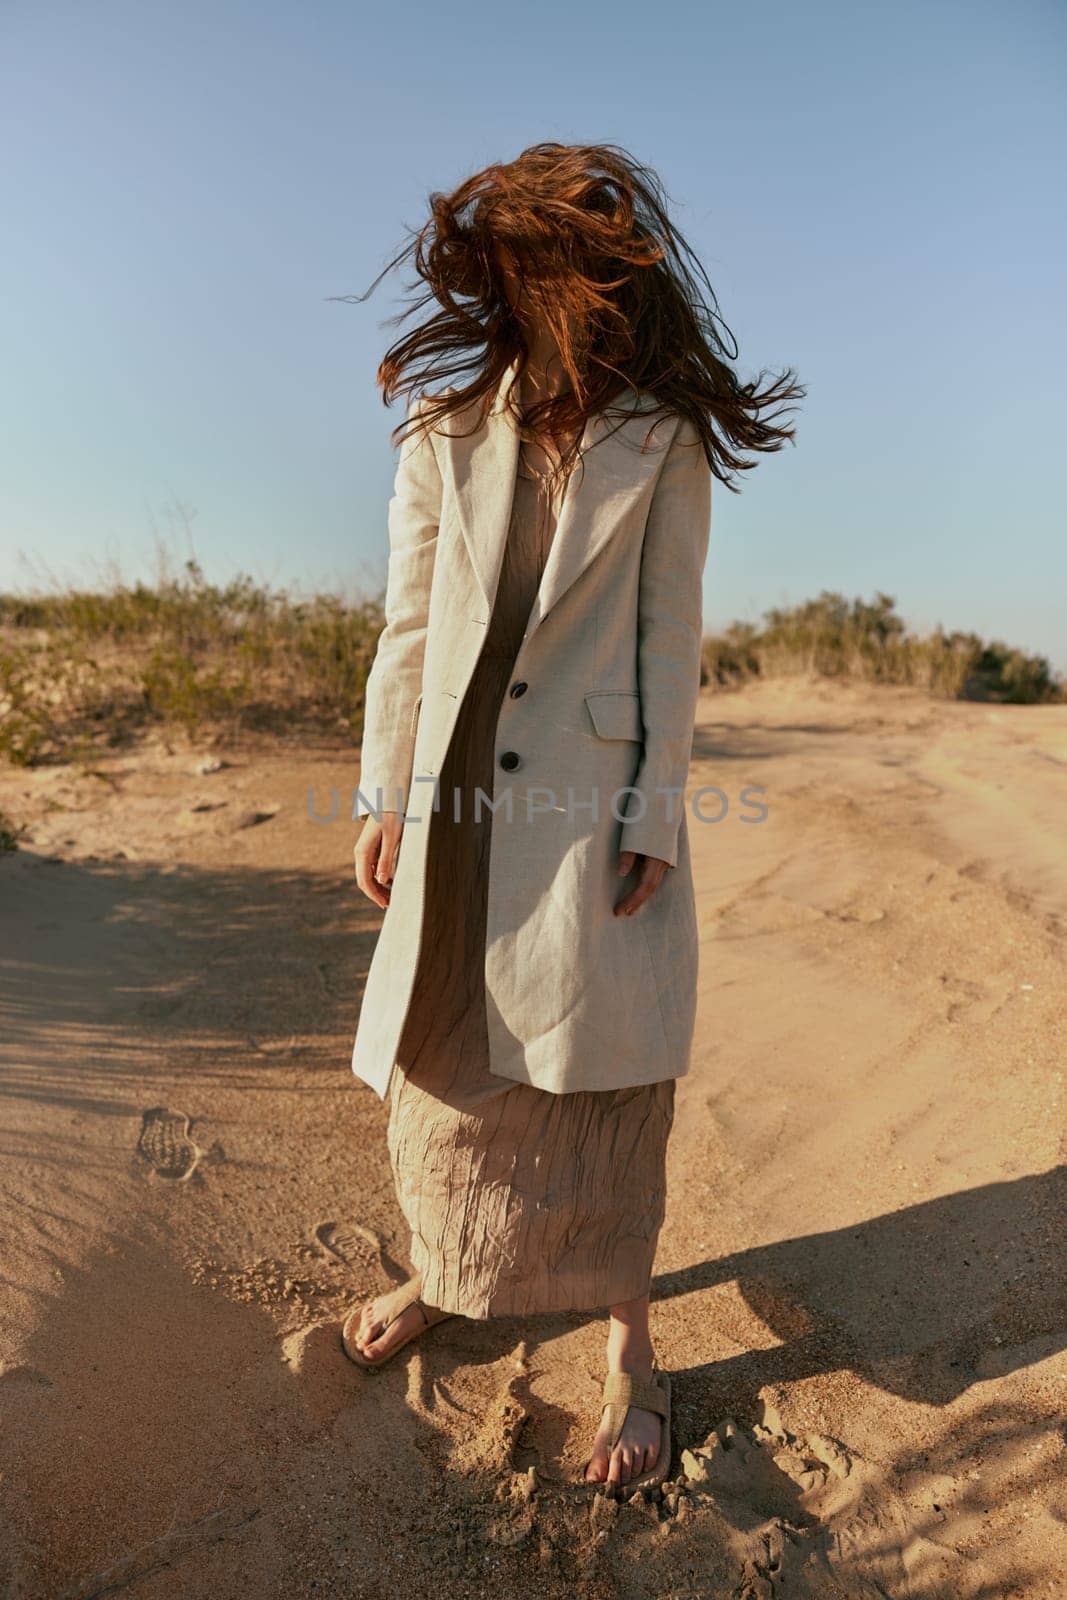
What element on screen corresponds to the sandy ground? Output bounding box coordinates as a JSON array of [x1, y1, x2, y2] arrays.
[[1, 675, 1064, 1600]]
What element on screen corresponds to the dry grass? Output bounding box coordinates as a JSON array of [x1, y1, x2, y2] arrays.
[[0, 559, 383, 766], [701, 590, 1065, 705], [0, 572, 1061, 772]]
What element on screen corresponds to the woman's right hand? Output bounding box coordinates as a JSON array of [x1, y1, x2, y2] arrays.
[[354, 811, 405, 909]]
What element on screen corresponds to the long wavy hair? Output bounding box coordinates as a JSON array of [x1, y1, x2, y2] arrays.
[[337, 141, 805, 494]]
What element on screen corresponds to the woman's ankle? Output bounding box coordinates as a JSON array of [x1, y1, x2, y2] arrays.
[[606, 1309, 655, 1373]]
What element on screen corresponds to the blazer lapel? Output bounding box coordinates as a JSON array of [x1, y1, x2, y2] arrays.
[[520, 394, 669, 647], [445, 357, 522, 619], [444, 356, 670, 641]]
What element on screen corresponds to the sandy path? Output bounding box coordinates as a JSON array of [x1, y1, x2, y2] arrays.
[[1, 678, 1063, 1598]]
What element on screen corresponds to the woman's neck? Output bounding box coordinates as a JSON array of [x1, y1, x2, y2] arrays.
[[519, 332, 572, 402]]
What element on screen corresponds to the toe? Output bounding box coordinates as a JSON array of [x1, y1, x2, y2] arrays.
[[606, 1444, 629, 1487], [361, 1312, 398, 1363], [349, 1303, 384, 1352], [360, 1303, 384, 1339], [360, 1317, 400, 1361], [360, 1303, 420, 1363], [584, 1437, 610, 1483]]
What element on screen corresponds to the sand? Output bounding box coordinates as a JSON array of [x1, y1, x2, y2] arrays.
[[0, 675, 1064, 1599]]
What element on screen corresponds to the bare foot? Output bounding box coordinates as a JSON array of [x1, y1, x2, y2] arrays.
[[584, 1327, 663, 1487], [346, 1276, 445, 1365]]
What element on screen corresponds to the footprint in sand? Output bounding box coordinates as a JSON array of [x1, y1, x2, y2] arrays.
[[136, 1106, 203, 1181], [313, 1219, 386, 1273]]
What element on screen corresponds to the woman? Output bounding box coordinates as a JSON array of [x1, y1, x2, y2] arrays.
[[343, 142, 802, 1490]]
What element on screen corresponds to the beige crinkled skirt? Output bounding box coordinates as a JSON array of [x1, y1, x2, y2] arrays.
[[386, 460, 675, 1320]]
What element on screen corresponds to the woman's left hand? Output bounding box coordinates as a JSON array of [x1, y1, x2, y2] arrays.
[[613, 851, 670, 916]]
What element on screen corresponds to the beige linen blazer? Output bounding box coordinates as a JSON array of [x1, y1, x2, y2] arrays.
[[351, 355, 712, 1099]]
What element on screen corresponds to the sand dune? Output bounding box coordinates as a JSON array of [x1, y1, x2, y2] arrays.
[[1, 676, 1064, 1598]]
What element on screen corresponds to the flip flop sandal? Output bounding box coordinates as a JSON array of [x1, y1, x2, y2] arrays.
[[581, 1362, 672, 1492], [341, 1278, 454, 1371]]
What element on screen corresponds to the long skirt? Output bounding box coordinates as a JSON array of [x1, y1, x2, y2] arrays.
[[385, 462, 675, 1320]]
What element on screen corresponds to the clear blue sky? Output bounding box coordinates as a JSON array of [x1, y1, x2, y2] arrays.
[[2, 0, 1065, 672]]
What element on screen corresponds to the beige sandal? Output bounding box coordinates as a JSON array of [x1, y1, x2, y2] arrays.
[[341, 1277, 454, 1370], [582, 1362, 672, 1491]]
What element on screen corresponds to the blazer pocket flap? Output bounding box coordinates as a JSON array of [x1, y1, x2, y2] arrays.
[[584, 691, 644, 742]]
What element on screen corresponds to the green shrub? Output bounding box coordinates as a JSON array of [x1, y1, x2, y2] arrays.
[[0, 560, 385, 763], [0, 809, 24, 852], [1, 569, 1062, 770], [701, 591, 1065, 704], [0, 646, 51, 765], [140, 646, 251, 732]]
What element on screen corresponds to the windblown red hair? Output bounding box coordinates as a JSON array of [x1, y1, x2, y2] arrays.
[[336, 141, 805, 493]]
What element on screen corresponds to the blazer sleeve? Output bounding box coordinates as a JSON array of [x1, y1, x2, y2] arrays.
[[617, 414, 712, 868], [355, 394, 442, 817]]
